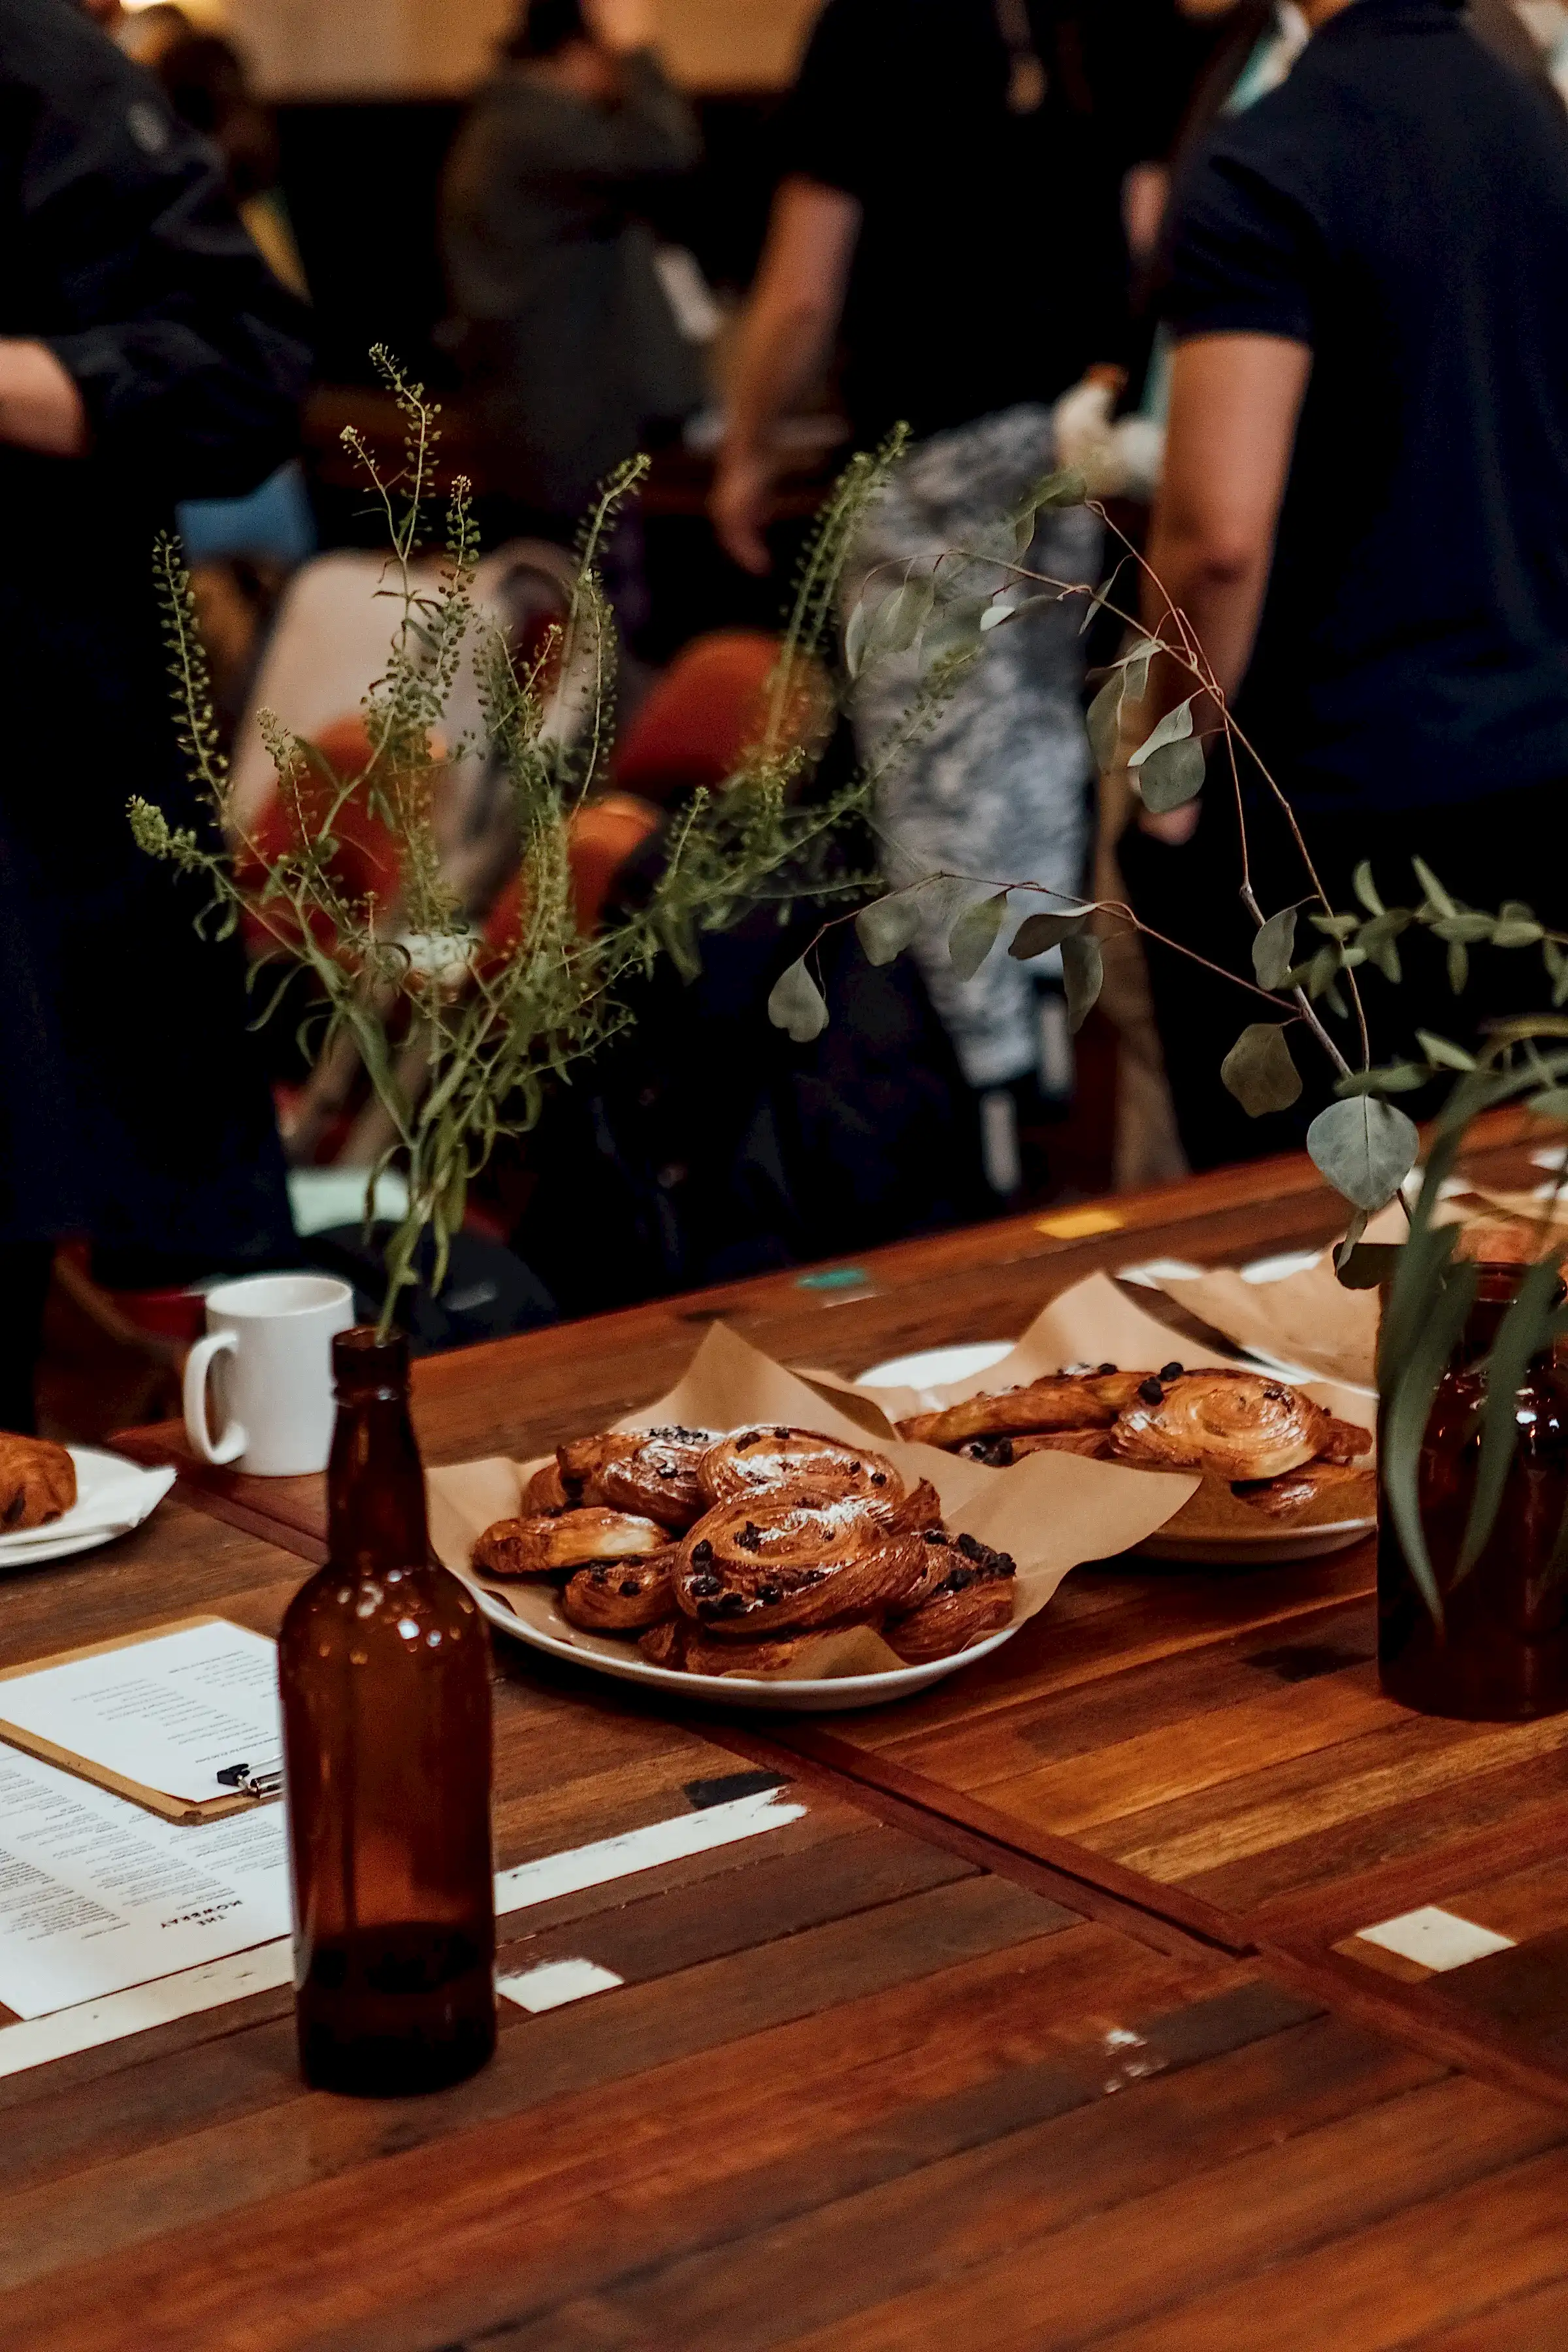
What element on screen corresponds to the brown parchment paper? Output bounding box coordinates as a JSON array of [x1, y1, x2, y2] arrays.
[[425, 1320, 1198, 1684]]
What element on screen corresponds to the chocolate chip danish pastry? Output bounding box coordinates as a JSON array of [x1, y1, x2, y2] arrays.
[[897, 1369, 1147, 1449], [696, 1426, 905, 1507], [561, 1546, 679, 1630], [598, 1426, 725, 1529], [675, 1492, 928, 1637], [886, 1533, 1017, 1663], [1110, 1369, 1331, 1482]]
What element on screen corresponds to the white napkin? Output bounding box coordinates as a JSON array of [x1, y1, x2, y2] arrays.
[[0, 1456, 175, 1556]]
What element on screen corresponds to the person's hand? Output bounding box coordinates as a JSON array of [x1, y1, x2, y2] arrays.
[[1137, 800, 1202, 845], [0, 340, 88, 459], [711, 444, 778, 577], [583, 0, 656, 54]]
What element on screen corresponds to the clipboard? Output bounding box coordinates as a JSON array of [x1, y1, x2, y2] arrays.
[[0, 1615, 278, 1825]]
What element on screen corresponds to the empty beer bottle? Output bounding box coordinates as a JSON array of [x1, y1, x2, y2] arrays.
[[278, 1326, 495, 2094]]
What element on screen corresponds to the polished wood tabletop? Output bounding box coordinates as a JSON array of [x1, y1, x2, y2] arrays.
[[12, 1111, 1558, 2345], [12, 1503, 1568, 2348]]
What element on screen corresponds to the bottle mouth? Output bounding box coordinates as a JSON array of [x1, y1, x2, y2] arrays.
[[332, 1324, 412, 1392]]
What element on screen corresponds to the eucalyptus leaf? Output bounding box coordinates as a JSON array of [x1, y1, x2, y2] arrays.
[[1413, 855, 1456, 917], [1252, 906, 1298, 992], [1333, 1062, 1431, 1098], [1309, 912, 1361, 941], [1128, 695, 1196, 770], [1009, 909, 1087, 962], [1528, 1086, 1568, 1122], [921, 595, 991, 671], [1137, 735, 1206, 815], [1033, 466, 1087, 510], [948, 890, 1009, 980], [1307, 943, 1343, 1000], [1307, 1095, 1420, 1211], [877, 574, 936, 656], [1447, 938, 1469, 994], [855, 892, 924, 966], [843, 597, 872, 681], [1086, 673, 1125, 773], [1061, 931, 1103, 1032], [1352, 860, 1384, 919], [1494, 913, 1545, 949], [766, 956, 829, 1043], [1119, 636, 1161, 702], [1220, 1024, 1301, 1117], [1544, 938, 1568, 1008], [1415, 1030, 1476, 1071], [1430, 912, 1495, 945]]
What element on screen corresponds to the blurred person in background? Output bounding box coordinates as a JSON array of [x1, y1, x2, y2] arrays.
[[1119, 0, 1568, 1169], [711, 1, 1190, 1200], [441, 0, 702, 645], [0, 0, 311, 1428]]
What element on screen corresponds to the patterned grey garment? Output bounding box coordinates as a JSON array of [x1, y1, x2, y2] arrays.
[[845, 404, 1103, 1088]]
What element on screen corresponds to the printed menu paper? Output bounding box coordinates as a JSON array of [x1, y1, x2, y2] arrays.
[[0, 1620, 283, 1806], [0, 1744, 289, 2018]]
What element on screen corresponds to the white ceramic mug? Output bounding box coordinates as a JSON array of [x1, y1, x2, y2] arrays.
[[183, 1274, 356, 1477]]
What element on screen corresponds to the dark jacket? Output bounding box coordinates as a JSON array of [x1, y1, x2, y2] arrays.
[[0, 0, 311, 1254], [441, 48, 701, 515]]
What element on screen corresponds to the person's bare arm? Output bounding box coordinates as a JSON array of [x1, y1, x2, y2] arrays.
[[1134, 331, 1311, 839], [711, 176, 860, 576], [0, 340, 89, 458]]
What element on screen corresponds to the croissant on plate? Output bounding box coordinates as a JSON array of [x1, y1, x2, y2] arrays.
[[0, 1435, 76, 1531]]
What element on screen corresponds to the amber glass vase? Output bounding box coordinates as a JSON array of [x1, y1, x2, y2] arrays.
[[278, 1326, 496, 2095], [1379, 1263, 1568, 1721]]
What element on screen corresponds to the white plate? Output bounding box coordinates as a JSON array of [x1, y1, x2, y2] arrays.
[[463, 1576, 1021, 1712], [855, 1341, 1016, 1395], [1140, 1516, 1375, 1566], [0, 1448, 175, 1570]]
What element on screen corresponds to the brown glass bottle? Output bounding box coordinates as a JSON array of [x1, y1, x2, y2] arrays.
[[1379, 1263, 1568, 1721], [278, 1327, 496, 2095]]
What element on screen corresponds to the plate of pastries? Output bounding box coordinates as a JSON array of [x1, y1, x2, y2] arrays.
[[0, 1438, 174, 1567], [892, 1360, 1375, 1565], [463, 1423, 1025, 1708]]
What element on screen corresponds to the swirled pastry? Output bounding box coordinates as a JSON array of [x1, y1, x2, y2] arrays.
[[897, 1369, 1148, 1449], [0, 1436, 76, 1531], [675, 1492, 927, 1636], [561, 1547, 678, 1629], [679, 1624, 872, 1679], [960, 1429, 1115, 1466], [555, 1432, 643, 1504], [886, 1535, 1017, 1663], [1317, 1414, 1373, 1466], [696, 1427, 905, 1507], [1232, 1460, 1376, 1519], [599, 1426, 725, 1529], [524, 1459, 572, 1514], [472, 1507, 668, 1579], [637, 1618, 689, 1670], [1110, 1370, 1328, 1482]]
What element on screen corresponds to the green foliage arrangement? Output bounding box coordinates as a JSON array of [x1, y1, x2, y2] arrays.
[[131, 355, 935, 1336], [789, 463, 1568, 1625]]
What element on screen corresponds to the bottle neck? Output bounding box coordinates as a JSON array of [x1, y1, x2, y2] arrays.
[[326, 1332, 430, 1577], [1454, 1263, 1564, 1369]]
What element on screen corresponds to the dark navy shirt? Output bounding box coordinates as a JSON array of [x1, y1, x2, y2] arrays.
[[1163, 0, 1568, 813], [779, 1, 1186, 444]]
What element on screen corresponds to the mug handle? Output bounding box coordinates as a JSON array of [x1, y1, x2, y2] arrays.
[[183, 1331, 247, 1466]]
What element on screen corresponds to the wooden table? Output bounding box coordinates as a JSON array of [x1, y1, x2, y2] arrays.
[[20, 1113, 1566, 2345]]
